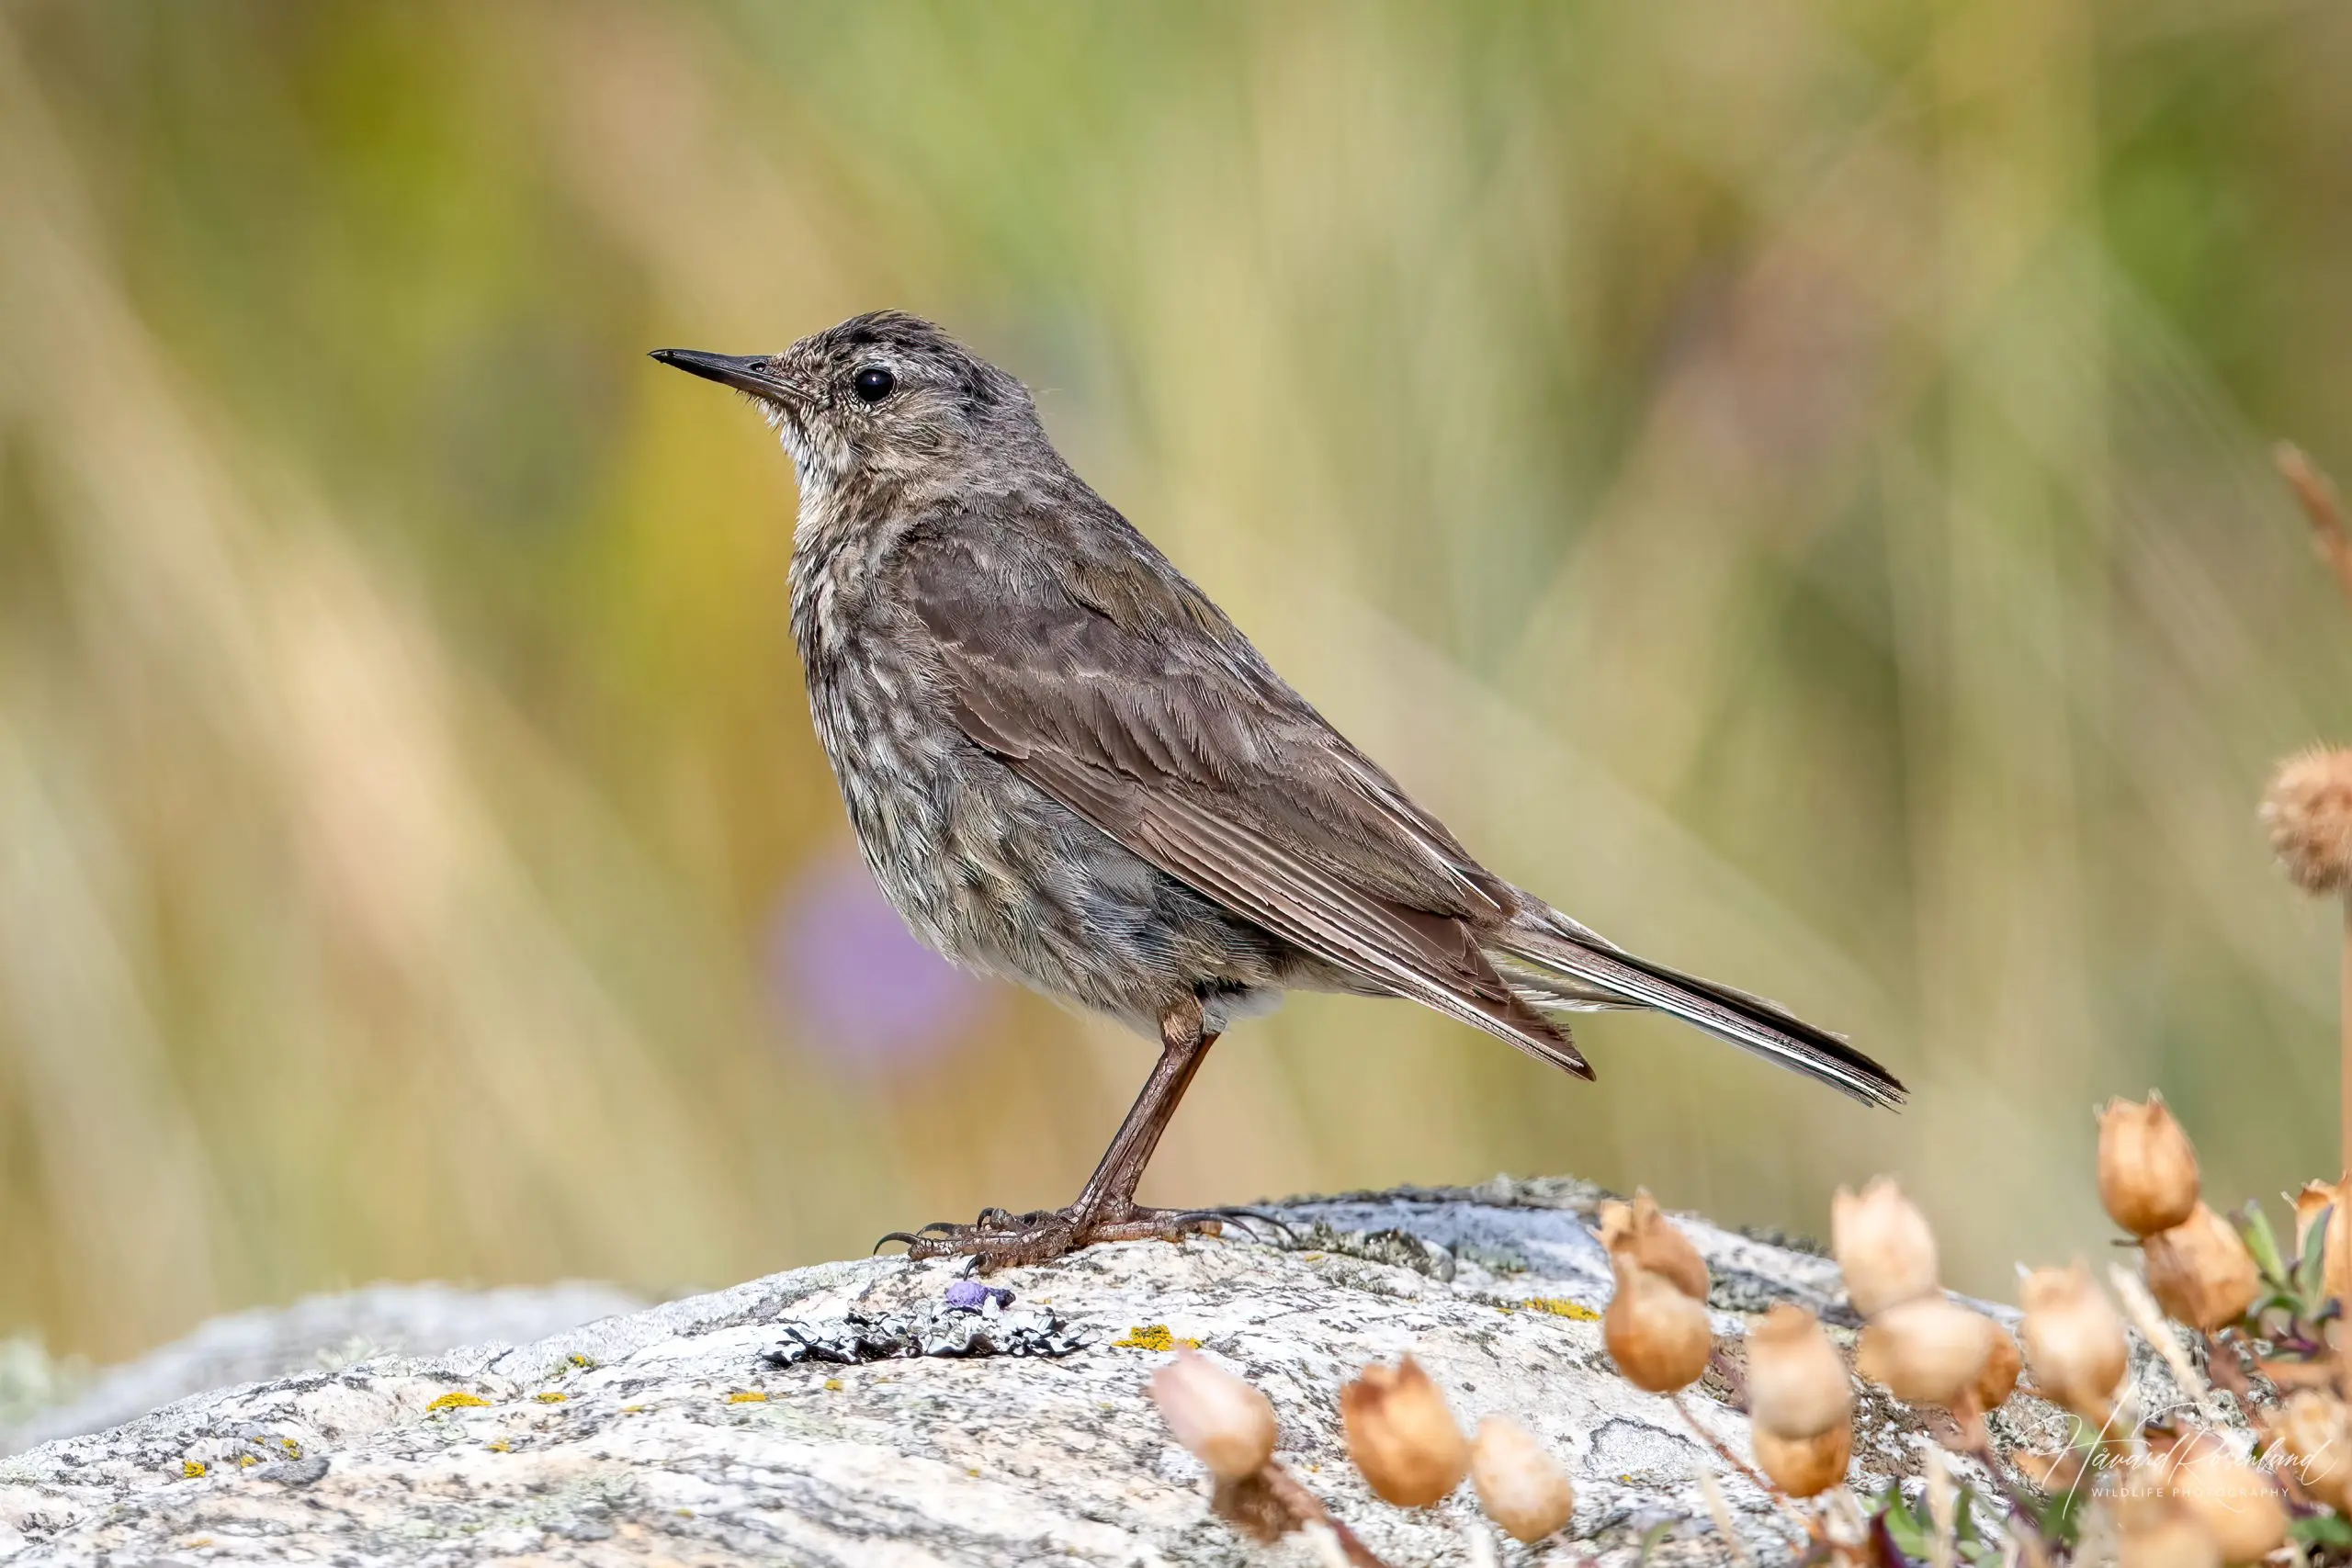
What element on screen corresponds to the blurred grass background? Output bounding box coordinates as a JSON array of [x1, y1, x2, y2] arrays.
[[3, 0, 2350, 1360]]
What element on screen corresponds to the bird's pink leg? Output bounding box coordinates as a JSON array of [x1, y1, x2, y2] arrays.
[[876, 997, 1264, 1270]]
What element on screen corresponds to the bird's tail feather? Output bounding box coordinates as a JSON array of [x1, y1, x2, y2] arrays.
[[1492, 919, 1905, 1109]]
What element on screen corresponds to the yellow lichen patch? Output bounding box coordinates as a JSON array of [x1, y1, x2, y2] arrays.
[[567, 1353, 594, 1369], [534, 1392, 568, 1404], [725, 1391, 767, 1404], [237, 1455, 257, 1468], [278, 1438, 302, 1457], [181, 1460, 207, 1479], [822, 1378, 844, 1393], [1521, 1297, 1600, 1322], [620, 1404, 646, 1414], [486, 1439, 512, 1452], [1110, 1325, 1201, 1351], [425, 1391, 491, 1412]]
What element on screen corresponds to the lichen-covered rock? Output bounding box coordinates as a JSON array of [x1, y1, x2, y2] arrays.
[[1, 1280, 646, 1459], [0, 1179, 2179, 1566]]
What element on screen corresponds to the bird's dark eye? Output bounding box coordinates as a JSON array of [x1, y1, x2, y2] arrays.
[[851, 366, 896, 402]]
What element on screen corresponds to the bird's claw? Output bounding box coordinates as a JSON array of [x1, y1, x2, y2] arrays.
[[868, 1201, 1250, 1271], [1181, 1205, 1297, 1244]]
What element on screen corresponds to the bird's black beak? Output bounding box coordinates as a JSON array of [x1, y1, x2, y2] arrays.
[[649, 348, 808, 404]]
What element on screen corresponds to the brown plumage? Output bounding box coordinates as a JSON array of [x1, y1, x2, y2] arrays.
[[652, 311, 1904, 1269]]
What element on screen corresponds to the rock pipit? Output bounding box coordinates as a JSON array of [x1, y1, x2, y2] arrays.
[[653, 312, 1903, 1269]]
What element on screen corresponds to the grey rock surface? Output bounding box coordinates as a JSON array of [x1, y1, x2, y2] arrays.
[[1, 1281, 647, 1458], [0, 1179, 2098, 1566]]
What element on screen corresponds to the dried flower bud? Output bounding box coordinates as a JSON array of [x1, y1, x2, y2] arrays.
[[1149, 1349, 1278, 1482], [2114, 1495, 2221, 1568], [1974, 1324, 2022, 1411], [2019, 1263, 2128, 1424], [1751, 1421, 1851, 1499], [2262, 748, 2352, 896], [2142, 1203, 2260, 1332], [1597, 1189, 1711, 1302], [1604, 1254, 1714, 1394], [2294, 1178, 2352, 1310], [1743, 1304, 1850, 1439], [2097, 1095, 2201, 1238], [1855, 1297, 1996, 1407], [2161, 1440, 2287, 1565], [2272, 1390, 2352, 1513], [1469, 1416, 1575, 1543], [1831, 1178, 1939, 1316], [1340, 1355, 1468, 1507]]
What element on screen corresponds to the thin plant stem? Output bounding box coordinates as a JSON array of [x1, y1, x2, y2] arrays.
[[1698, 1469, 1758, 1568], [1962, 1434, 2057, 1568], [1939, 1399, 2057, 1568], [1257, 1462, 1393, 1568], [1926, 1449, 1957, 1568], [2279, 443, 2352, 608], [2109, 1264, 2226, 1427], [2340, 895, 2351, 1182], [2276, 441, 2352, 1183], [1672, 1393, 1819, 1541]]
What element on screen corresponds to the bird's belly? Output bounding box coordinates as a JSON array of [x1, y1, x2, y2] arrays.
[[812, 694, 1294, 1031]]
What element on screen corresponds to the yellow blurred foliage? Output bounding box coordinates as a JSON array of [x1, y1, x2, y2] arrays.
[[1, 0, 2349, 1358]]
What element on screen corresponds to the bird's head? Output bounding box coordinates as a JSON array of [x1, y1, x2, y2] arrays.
[[651, 310, 1038, 497]]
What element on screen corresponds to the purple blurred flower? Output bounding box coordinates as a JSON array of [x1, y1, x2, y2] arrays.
[[767, 852, 998, 1079]]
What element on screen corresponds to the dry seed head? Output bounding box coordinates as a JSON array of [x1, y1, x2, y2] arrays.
[[2097, 1095, 2201, 1238], [2019, 1262, 2129, 1424], [1752, 1421, 1852, 1499], [1469, 1416, 1575, 1544], [1339, 1355, 1468, 1508], [1831, 1178, 1939, 1316], [1597, 1189, 1711, 1303], [2294, 1178, 2352, 1311], [2142, 1203, 2260, 1332], [2271, 1390, 2352, 1513], [2262, 748, 2352, 896], [2114, 1500, 2222, 1568], [1603, 1253, 1714, 1394], [1743, 1303, 1851, 1440], [2159, 1440, 2288, 1565], [1855, 1297, 1996, 1407], [1973, 1324, 2022, 1411], [1148, 1350, 1278, 1482]]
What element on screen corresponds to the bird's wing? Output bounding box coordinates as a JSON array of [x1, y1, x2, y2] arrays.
[[897, 524, 1589, 1077]]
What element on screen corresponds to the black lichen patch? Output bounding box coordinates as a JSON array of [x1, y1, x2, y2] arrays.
[[1272, 1175, 1616, 1216], [1277, 1223, 1457, 1281], [1456, 1239, 1533, 1275], [1733, 1221, 1828, 1258], [1707, 1265, 1855, 1323], [762, 1307, 1085, 1367]]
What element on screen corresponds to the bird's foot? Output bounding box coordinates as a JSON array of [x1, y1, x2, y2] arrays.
[[873, 1202, 1286, 1273]]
